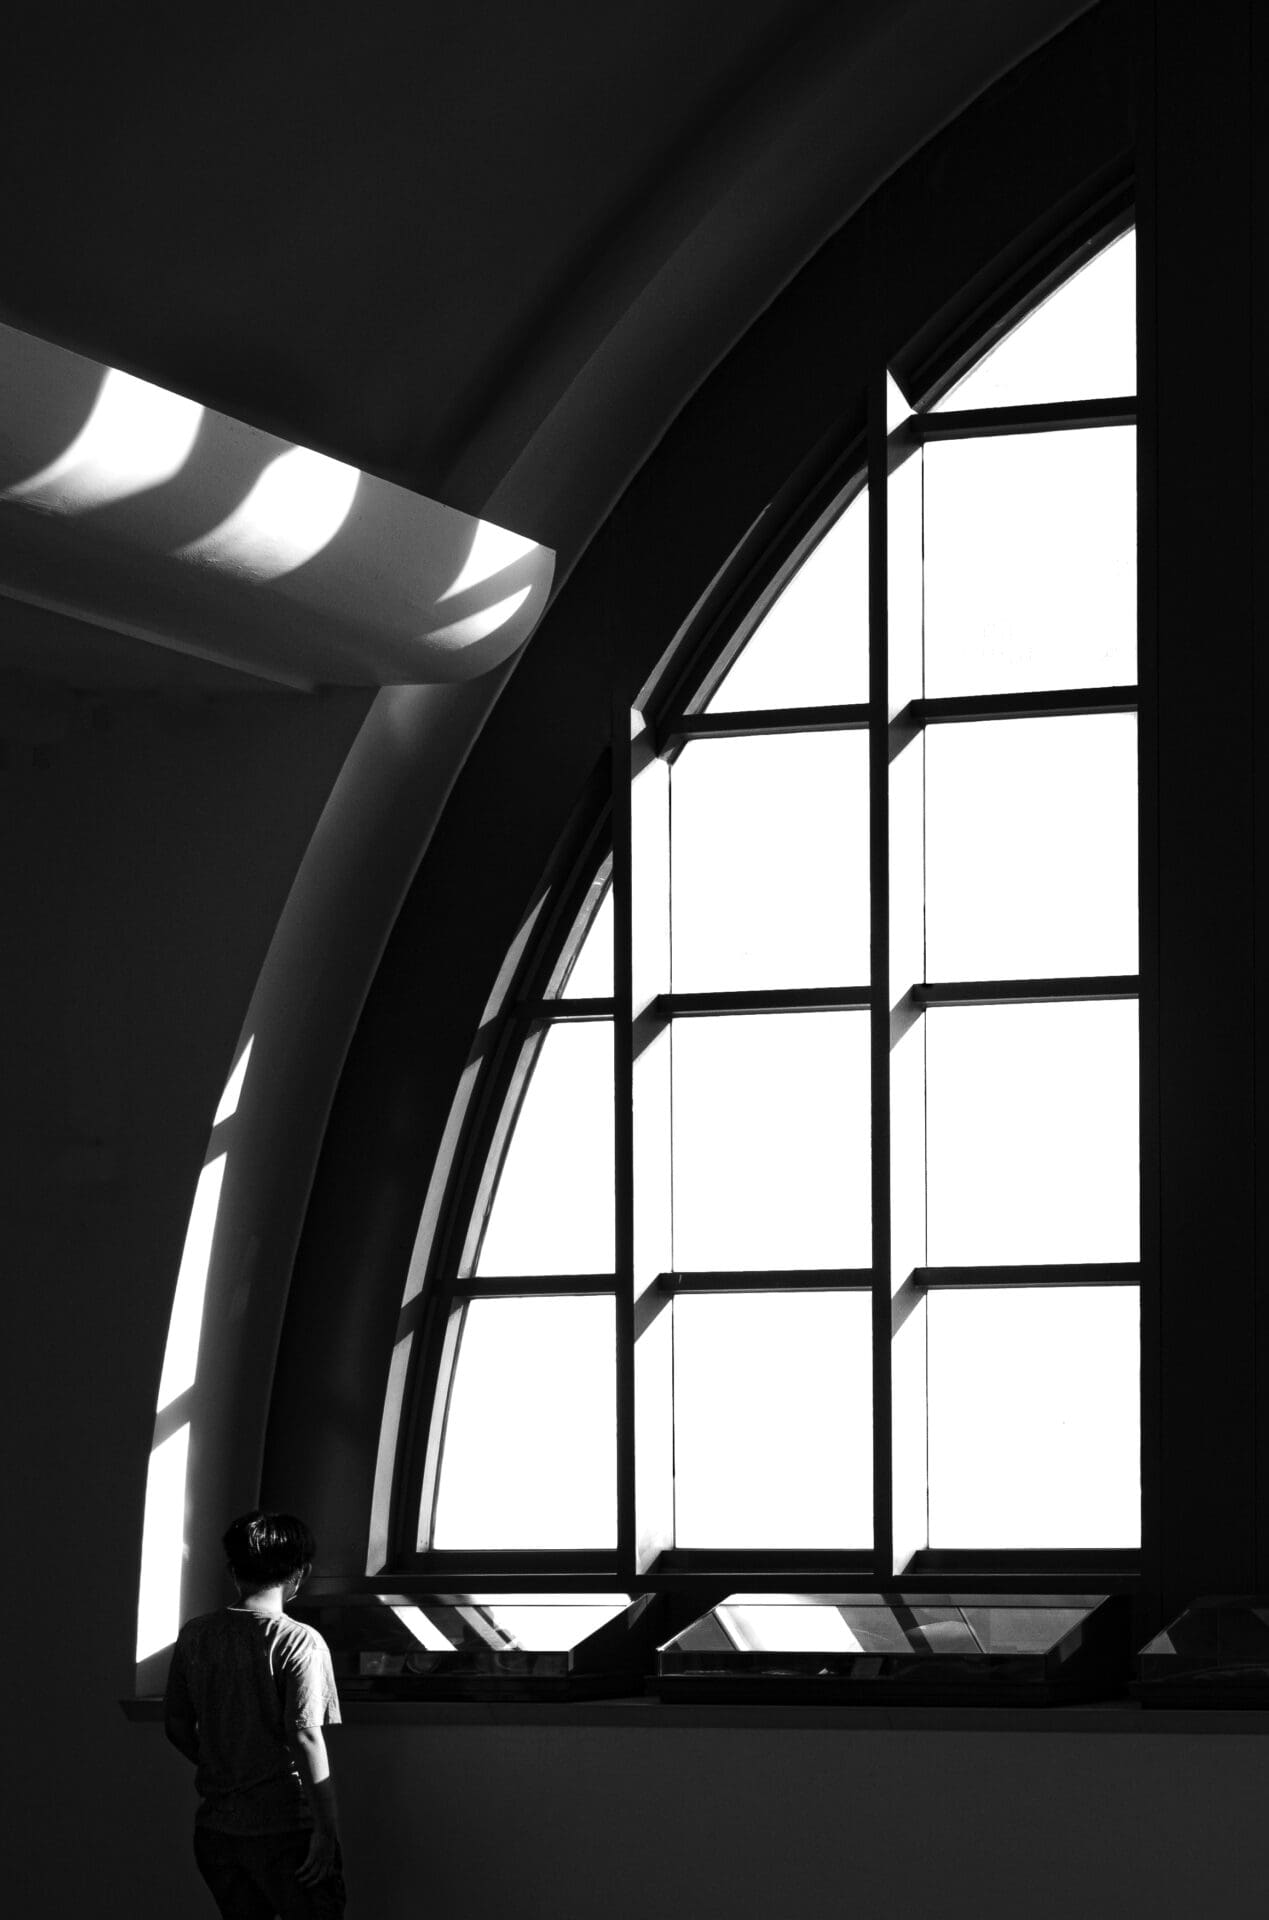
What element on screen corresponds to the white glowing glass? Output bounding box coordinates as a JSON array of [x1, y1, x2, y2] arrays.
[[475, 1021, 614, 1276], [706, 490, 868, 712], [926, 1002, 1139, 1265], [136, 1423, 190, 1662], [156, 1153, 226, 1413], [671, 1011, 871, 1269], [926, 1285, 1140, 1547], [431, 1295, 617, 1549], [923, 428, 1136, 695], [935, 228, 1135, 409], [559, 884, 613, 999], [925, 715, 1138, 980], [672, 1291, 873, 1548], [670, 733, 869, 992]]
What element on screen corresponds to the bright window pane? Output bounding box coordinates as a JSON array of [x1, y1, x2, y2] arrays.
[[558, 883, 613, 998], [706, 489, 868, 712], [926, 1002, 1139, 1264], [671, 1011, 870, 1269], [670, 733, 869, 992], [926, 1285, 1140, 1548], [925, 715, 1138, 980], [432, 1296, 617, 1548], [673, 1291, 872, 1547], [475, 1021, 613, 1275], [935, 229, 1135, 410], [924, 427, 1136, 695]]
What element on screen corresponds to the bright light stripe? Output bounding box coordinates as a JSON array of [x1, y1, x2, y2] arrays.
[[156, 1154, 227, 1413], [178, 445, 360, 580], [136, 1423, 190, 1662], [367, 1333, 413, 1571], [213, 1037, 254, 1126], [439, 521, 538, 602], [7, 367, 203, 511], [391, 1604, 452, 1652]]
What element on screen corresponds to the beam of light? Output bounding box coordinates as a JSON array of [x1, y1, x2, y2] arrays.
[[438, 521, 539, 602], [213, 1037, 254, 1126], [177, 445, 360, 581], [136, 1422, 190, 1662], [425, 585, 533, 654], [6, 367, 203, 511], [391, 1604, 453, 1652], [156, 1153, 227, 1414]]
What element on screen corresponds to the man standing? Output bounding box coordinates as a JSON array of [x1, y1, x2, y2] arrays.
[[164, 1511, 346, 1917]]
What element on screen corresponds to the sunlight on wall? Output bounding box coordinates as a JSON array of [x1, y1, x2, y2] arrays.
[[137, 1423, 191, 1662], [6, 366, 203, 511], [178, 445, 360, 580], [426, 585, 533, 653], [213, 1037, 255, 1125], [440, 521, 539, 601], [391, 1603, 452, 1651], [156, 1152, 228, 1414]]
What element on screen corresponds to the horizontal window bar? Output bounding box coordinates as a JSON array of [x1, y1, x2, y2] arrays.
[[660, 1269, 873, 1293], [514, 996, 614, 1023], [459, 1275, 617, 1297], [915, 396, 1136, 440], [670, 703, 870, 741], [914, 976, 1139, 1007], [645, 1550, 876, 1580], [659, 986, 871, 1018], [900, 1549, 1141, 1580], [388, 1552, 621, 1581], [910, 686, 1138, 726], [914, 1263, 1140, 1289]]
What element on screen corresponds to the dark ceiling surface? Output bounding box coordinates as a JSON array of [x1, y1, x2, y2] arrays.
[[0, 5, 1095, 554]]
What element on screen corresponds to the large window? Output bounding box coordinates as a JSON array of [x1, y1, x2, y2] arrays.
[[403, 225, 1139, 1586]]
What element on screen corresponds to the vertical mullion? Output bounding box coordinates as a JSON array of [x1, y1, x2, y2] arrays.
[[612, 701, 637, 1578], [868, 369, 895, 1576]]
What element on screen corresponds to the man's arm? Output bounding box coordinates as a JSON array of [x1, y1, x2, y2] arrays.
[[290, 1726, 341, 1887], [163, 1708, 200, 1764]]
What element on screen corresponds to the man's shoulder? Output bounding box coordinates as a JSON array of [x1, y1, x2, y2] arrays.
[[275, 1613, 332, 1658], [176, 1608, 231, 1642]]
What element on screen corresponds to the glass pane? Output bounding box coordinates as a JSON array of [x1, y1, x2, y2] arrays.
[[926, 1001, 1139, 1264], [475, 1021, 613, 1275], [926, 1285, 1140, 1548], [706, 489, 868, 712], [672, 1291, 872, 1548], [925, 714, 1138, 980], [431, 1295, 617, 1549], [671, 1011, 871, 1269], [670, 732, 869, 992], [934, 229, 1135, 410], [924, 427, 1136, 695], [558, 882, 613, 999]]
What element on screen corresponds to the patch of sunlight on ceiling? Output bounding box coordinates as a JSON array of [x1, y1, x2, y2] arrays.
[[440, 521, 539, 602], [156, 1153, 227, 1413], [136, 1423, 190, 1662], [6, 367, 203, 511], [178, 445, 360, 580], [213, 1038, 254, 1126]]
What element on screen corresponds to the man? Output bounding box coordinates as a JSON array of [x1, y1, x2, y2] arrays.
[[164, 1511, 346, 1917]]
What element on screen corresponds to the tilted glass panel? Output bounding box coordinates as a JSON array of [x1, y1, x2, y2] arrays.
[[705, 487, 868, 713], [926, 1285, 1140, 1549], [923, 426, 1136, 695], [556, 881, 613, 999], [474, 1020, 614, 1276], [672, 1291, 873, 1548], [670, 732, 869, 992], [934, 228, 1135, 410], [925, 714, 1138, 980], [431, 1295, 617, 1549], [671, 1010, 871, 1270], [925, 1001, 1140, 1265]]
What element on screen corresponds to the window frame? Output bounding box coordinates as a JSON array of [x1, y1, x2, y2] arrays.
[[381, 206, 1145, 1603]]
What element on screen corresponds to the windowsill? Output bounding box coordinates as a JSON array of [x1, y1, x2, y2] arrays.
[[120, 1694, 1269, 1734]]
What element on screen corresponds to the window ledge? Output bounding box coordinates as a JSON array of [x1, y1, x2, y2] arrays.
[[120, 1694, 1269, 1735]]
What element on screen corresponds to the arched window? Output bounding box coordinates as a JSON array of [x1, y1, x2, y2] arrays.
[[396, 223, 1139, 1591]]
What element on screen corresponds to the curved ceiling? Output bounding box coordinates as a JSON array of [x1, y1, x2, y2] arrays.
[[0, 0, 1095, 604]]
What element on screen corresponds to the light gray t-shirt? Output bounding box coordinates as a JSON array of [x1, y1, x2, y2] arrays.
[[165, 1608, 342, 1833]]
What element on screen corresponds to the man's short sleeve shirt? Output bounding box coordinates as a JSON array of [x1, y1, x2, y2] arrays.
[[164, 1608, 342, 1834]]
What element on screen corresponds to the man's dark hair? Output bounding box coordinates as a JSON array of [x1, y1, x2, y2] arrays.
[[222, 1511, 316, 1589]]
